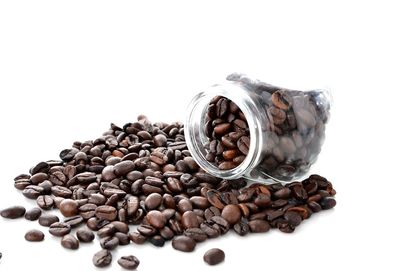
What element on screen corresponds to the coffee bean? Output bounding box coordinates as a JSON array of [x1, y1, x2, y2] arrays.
[[36, 195, 54, 210], [63, 215, 83, 228], [95, 205, 117, 221], [203, 248, 225, 265], [320, 197, 336, 210], [24, 207, 42, 221], [206, 189, 225, 209], [118, 255, 140, 270], [1, 206, 26, 219], [59, 199, 78, 217], [233, 218, 250, 236], [25, 229, 44, 242], [100, 236, 119, 250], [39, 214, 59, 227], [172, 236, 196, 252], [181, 211, 199, 229], [115, 232, 130, 245], [248, 219, 270, 233], [61, 234, 79, 249], [49, 222, 71, 237], [149, 235, 165, 247], [93, 249, 112, 267], [184, 228, 207, 242], [145, 193, 162, 210], [237, 136, 250, 155], [147, 210, 166, 229], [137, 224, 157, 237], [129, 232, 147, 244], [76, 228, 95, 242], [221, 204, 241, 225], [114, 161, 135, 176], [22, 185, 44, 199]]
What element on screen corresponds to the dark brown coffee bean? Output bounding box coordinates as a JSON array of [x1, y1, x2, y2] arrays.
[[308, 201, 322, 212], [39, 214, 59, 227], [25, 229, 45, 242], [172, 236, 196, 252], [115, 232, 130, 245], [49, 222, 71, 236], [147, 210, 166, 229], [320, 197, 336, 210], [182, 211, 199, 229], [206, 189, 225, 209], [63, 215, 83, 228], [137, 224, 156, 237], [177, 198, 193, 213], [95, 205, 117, 221], [61, 234, 79, 249], [233, 218, 250, 236], [24, 207, 42, 221], [284, 211, 302, 227], [248, 219, 270, 233], [36, 195, 54, 210], [204, 206, 221, 221], [184, 228, 207, 242], [129, 232, 147, 244], [203, 248, 225, 265], [93, 249, 112, 267], [210, 216, 229, 233], [274, 187, 291, 199], [237, 136, 250, 155], [60, 199, 79, 217], [79, 203, 97, 219], [22, 185, 44, 199], [118, 255, 140, 270], [145, 193, 162, 210], [221, 204, 241, 225], [1, 206, 26, 219], [149, 235, 165, 247], [76, 228, 95, 242], [214, 123, 231, 135], [100, 236, 119, 250], [114, 161, 135, 176]]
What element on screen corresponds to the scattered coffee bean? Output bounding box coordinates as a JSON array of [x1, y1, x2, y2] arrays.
[[93, 249, 112, 267], [118, 255, 140, 270], [60, 199, 79, 217], [49, 222, 71, 237], [1, 206, 26, 219], [76, 228, 95, 242], [39, 214, 59, 227], [203, 248, 225, 265], [25, 229, 44, 242], [172, 236, 196, 252], [61, 234, 79, 249], [24, 207, 42, 221]]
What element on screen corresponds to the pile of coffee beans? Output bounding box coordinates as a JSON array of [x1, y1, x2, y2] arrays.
[[1, 115, 336, 269], [202, 73, 331, 181]]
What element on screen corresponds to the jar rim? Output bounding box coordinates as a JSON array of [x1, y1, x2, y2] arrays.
[[185, 82, 264, 179]]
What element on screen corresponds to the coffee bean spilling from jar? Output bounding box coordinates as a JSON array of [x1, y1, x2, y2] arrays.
[[1, 116, 336, 269]]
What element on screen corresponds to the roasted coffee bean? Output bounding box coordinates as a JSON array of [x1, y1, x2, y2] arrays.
[[233, 218, 250, 236], [39, 214, 59, 227], [237, 136, 250, 155], [206, 189, 225, 209], [145, 193, 162, 210], [320, 197, 336, 210], [184, 228, 207, 242], [95, 205, 117, 221], [210, 216, 230, 233], [221, 204, 241, 225], [36, 195, 54, 210], [76, 228, 95, 242], [24, 207, 42, 221], [97, 224, 116, 238], [100, 236, 119, 250], [114, 161, 135, 176], [1, 206, 26, 219], [79, 203, 97, 219], [177, 198, 193, 213], [63, 215, 83, 228], [172, 236, 196, 252], [129, 232, 147, 244], [204, 206, 221, 221], [25, 229, 44, 242], [49, 222, 71, 236], [248, 219, 270, 233], [111, 221, 129, 233], [284, 211, 302, 227], [308, 201, 322, 212], [118, 255, 140, 270], [60, 199, 79, 217], [61, 234, 79, 249], [182, 211, 199, 229], [149, 235, 165, 247], [147, 210, 166, 229], [22, 185, 44, 199], [137, 224, 157, 237], [203, 248, 225, 265], [115, 232, 130, 245], [93, 249, 112, 267]]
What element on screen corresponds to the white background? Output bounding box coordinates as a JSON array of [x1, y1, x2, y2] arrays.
[[0, 1, 399, 270]]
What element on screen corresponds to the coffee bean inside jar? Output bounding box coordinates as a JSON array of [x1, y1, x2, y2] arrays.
[[186, 73, 331, 182]]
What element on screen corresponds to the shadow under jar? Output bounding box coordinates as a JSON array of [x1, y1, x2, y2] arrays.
[[185, 73, 331, 183]]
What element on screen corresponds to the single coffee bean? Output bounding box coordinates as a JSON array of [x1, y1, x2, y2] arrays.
[[1, 206, 26, 219], [24, 207, 42, 221], [233, 218, 250, 236], [149, 235, 165, 247], [184, 228, 207, 242], [248, 219, 270, 233], [118, 255, 140, 270], [100, 236, 119, 250], [76, 228, 95, 242], [115, 232, 130, 245], [25, 229, 44, 242], [95, 205, 117, 221], [144, 193, 162, 210], [49, 222, 71, 237], [203, 248, 225, 265], [36, 195, 54, 210], [93, 249, 112, 267], [172, 236, 196, 252], [63, 215, 83, 228], [146, 210, 166, 229], [61, 234, 79, 249], [320, 197, 336, 210], [181, 211, 199, 229], [129, 232, 147, 244], [39, 214, 59, 227], [221, 204, 241, 225], [60, 199, 79, 217]]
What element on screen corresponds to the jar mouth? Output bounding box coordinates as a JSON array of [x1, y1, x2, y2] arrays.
[[185, 82, 264, 180]]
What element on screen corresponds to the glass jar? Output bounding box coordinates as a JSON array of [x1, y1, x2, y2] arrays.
[[184, 73, 332, 184]]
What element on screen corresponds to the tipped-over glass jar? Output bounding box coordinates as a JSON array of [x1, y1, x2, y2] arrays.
[[185, 73, 331, 184]]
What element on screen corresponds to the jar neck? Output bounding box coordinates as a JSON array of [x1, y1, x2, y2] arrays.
[[185, 82, 267, 180]]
